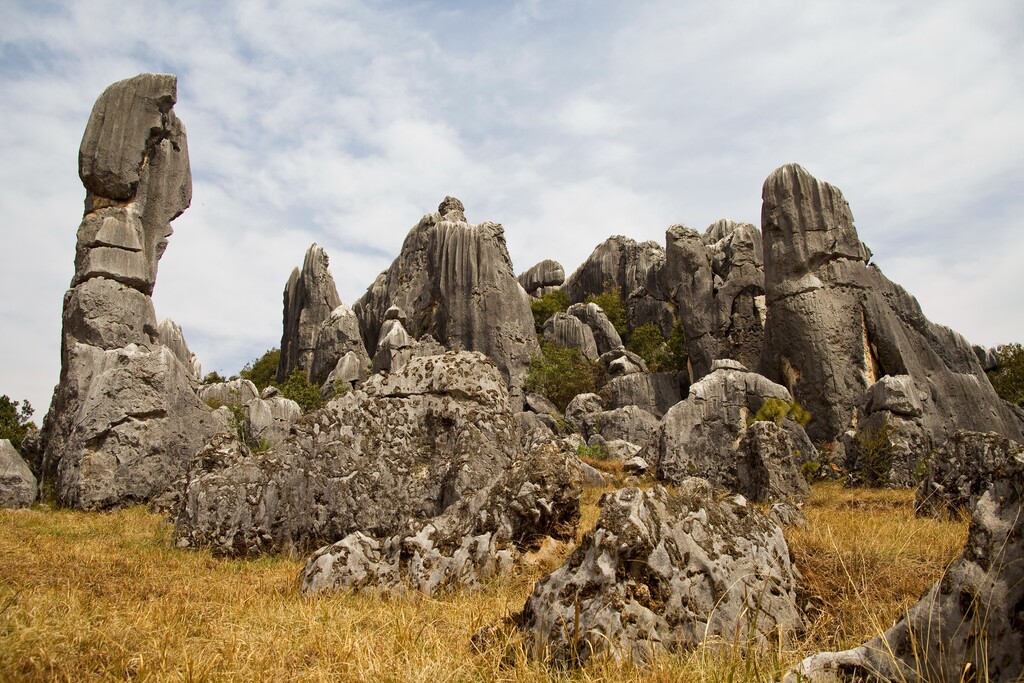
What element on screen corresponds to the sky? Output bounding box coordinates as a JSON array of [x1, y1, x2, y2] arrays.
[[1, 0, 1022, 418]]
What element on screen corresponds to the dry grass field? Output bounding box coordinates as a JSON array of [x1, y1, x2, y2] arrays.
[[0, 482, 967, 682]]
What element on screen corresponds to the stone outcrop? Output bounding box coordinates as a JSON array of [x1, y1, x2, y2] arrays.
[[518, 259, 565, 297], [844, 374, 930, 486], [198, 379, 300, 446], [277, 244, 343, 382], [563, 236, 673, 334], [648, 360, 811, 503], [566, 302, 622, 355], [0, 439, 37, 509], [542, 312, 598, 360], [916, 430, 1023, 518], [518, 480, 802, 664], [299, 442, 582, 596], [354, 198, 539, 395], [759, 164, 1024, 445], [38, 74, 223, 510], [308, 302, 369, 388], [602, 372, 687, 418], [157, 318, 201, 379], [786, 447, 1024, 682], [174, 352, 519, 556]]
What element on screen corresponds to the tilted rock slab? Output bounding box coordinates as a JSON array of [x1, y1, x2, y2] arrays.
[[785, 447, 1024, 682], [759, 163, 1024, 444], [354, 197, 539, 395], [0, 439, 37, 509], [518, 480, 802, 665], [39, 74, 223, 509], [300, 442, 583, 596], [277, 244, 344, 382], [174, 352, 519, 556], [649, 360, 811, 503]]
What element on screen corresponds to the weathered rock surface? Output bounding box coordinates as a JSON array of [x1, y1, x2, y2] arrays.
[[564, 393, 604, 435], [786, 447, 1024, 682], [308, 302, 369, 388], [649, 360, 810, 502], [0, 439, 37, 509], [174, 352, 519, 556], [567, 302, 622, 355], [354, 198, 539, 395], [602, 371, 686, 418], [299, 442, 582, 596], [916, 430, 1024, 518], [157, 318, 201, 379], [39, 74, 223, 510], [518, 259, 565, 296], [542, 312, 598, 360], [759, 164, 1024, 445], [575, 404, 660, 449], [519, 480, 802, 664], [278, 244, 343, 382], [198, 378, 260, 407]]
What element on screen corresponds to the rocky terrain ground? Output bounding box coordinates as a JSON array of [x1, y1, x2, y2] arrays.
[[2, 73, 1023, 681]]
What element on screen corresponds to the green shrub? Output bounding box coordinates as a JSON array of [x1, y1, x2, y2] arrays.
[[0, 395, 35, 451], [584, 287, 627, 337], [987, 342, 1024, 406], [530, 290, 569, 333], [576, 443, 608, 460], [240, 348, 281, 392], [277, 369, 323, 413], [750, 398, 811, 426], [201, 371, 226, 385], [525, 340, 600, 412], [626, 320, 689, 373], [851, 417, 897, 487]]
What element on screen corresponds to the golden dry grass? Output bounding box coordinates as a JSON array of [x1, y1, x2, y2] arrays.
[[0, 481, 968, 682]]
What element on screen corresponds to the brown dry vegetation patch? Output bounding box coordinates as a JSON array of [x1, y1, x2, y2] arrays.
[[0, 481, 969, 682]]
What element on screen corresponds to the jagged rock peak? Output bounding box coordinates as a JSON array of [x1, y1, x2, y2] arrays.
[[278, 243, 344, 382], [437, 196, 466, 222]]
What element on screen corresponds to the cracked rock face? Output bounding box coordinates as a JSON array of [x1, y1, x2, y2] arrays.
[[759, 164, 1023, 445], [0, 439, 37, 509], [38, 74, 222, 510], [299, 442, 583, 596], [354, 198, 539, 396], [174, 351, 520, 557], [518, 481, 802, 665], [916, 430, 1024, 518], [277, 244, 344, 383], [786, 445, 1024, 683], [648, 361, 811, 503]]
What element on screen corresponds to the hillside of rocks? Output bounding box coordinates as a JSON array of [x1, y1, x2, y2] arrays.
[[4, 72, 1022, 679]]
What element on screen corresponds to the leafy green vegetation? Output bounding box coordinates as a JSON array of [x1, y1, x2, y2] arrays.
[[240, 348, 281, 392], [584, 287, 627, 337], [987, 342, 1024, 406], [625, 320, 689, 373], [525, 340, 600, 412], [0, 395, 36, 451], [201, 371, 227, 385], [850, 417, 897, 487], [529, 290, 569, 333], [750, 397, 811, 427], [276, 368, 324, 413]]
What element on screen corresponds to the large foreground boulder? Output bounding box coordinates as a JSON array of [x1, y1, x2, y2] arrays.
[[785, 446, 1024, 682], [174, 352, 519, 556], [0, 439, 37, 509], [354, 197, 539, 395], [39, 74, 223, 509], [916, 430, 1024, 518], [649, 360, 811, 502], [518, 480, 802, 664], [300, 442, 583, 596]]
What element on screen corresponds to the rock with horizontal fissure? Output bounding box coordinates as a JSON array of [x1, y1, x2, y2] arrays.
[[354, 198, 539, 396], [277, 244, 343, 382], [38, 75, 224, 510], [785, 448, 1024, 683], [916, 430, 1024, 518], [518, 481, 802, 665], [518, 259, 565, 296], [648, 360, 810, 503], [299, 442, 583, 596], [0, 439, 37, 509], [758, 164, 1023, 446], [174, 352, 519, 556]]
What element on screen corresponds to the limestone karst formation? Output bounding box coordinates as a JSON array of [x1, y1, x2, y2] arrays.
[[37, 73, 223, 511], [25, 74, 1024, 678]]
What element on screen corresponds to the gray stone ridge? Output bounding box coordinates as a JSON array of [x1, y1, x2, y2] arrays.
[[38, 73, 223, 510]]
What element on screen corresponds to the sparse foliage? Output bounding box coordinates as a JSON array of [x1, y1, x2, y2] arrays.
[[530, 290, 569, 333], [584, 286, 627, 337], [625, 321, 689, 373], [987, 342, 1024, 406], [850, 417, 897, 487], [0, 395, 36, 451], [525, 340, 600, 412], [277, 369, 323, 413], [240, 348, 281, 393], [750, 397, 811, 427], [201, 371, 226, 385]]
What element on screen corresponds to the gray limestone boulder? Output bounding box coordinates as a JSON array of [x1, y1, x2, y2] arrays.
[[758, 164, 1023, 446], [649, 361, 810, 502], [245, 395, 301, 445], [321, 350, 368, 398], [174, 352, 520, 556], [564, 393, 604, 435], [157, 318, 201, 379], [602, 371, 686, 417], [518, 481, 802, 664], [198, 378, 260, 408], [308, 302, 369, 388], [577, 405, 660, 449], [354, 198, 539, 395], [785, 447, 1024, 683], [277, 244, 343, 382], [518, 259, 565, 296], [542, 312, 598, 360], [299, 442, 583, 596], [567, 302, 622, 355], [0, 439, 37, 509], [38, 74, 223, 509], [916, 430, 1024, 518]]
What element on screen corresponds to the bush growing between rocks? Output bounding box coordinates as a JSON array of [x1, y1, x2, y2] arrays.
[[530, 290, 569, 333], [525, 341, 600, 412], [987, 342, 1024, 406], [750, 397, 810, 427], [625, 321, 688, 372], [0, 395, 35, 451], [240, 348, 280, 392], [276, 368, 323, 413], [584, 287, 627, 337], [850, 417, 897, 487]]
